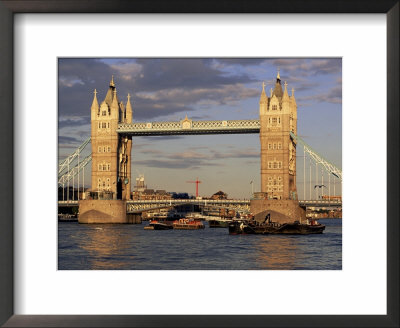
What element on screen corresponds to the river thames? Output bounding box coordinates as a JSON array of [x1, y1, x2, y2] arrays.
[[58, 218, 341, 270]]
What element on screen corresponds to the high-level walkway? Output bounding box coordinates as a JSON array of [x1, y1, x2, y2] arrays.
[[117, 119, 261, 136]]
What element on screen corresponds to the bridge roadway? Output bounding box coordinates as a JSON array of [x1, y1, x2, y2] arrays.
[[58, 199, 342, 213]]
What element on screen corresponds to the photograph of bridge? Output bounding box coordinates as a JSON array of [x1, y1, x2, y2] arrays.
[[58, 58, 342, 270]]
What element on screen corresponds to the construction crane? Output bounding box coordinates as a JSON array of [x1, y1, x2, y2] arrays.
[[186, 177, 202, 198]]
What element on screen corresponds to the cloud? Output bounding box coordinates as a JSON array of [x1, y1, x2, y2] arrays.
[[58, 135, 82, 150], [58, 116, 90, 129], [133, 83, 259, 120], [58, 58, 260, 122], [59, 135, 81, 142], [139, 135, 184, 141], [133, 158, 221, 170], [299, 85, 342, 104], [135, 147, 260, 169], [271, 58, 341, 79], [210, 58, 267, 68], [110, 61, 142, 81]]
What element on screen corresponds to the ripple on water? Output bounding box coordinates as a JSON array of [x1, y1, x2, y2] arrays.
[[58, 220, 342, 270]]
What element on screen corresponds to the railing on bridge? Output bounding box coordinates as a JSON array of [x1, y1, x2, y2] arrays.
[[126, 199, 251, 213]]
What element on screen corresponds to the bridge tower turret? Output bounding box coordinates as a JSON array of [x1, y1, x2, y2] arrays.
[[259, 71, 298, 200]]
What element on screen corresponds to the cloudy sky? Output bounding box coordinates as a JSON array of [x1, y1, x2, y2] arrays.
[[58, 58, 342, 199]]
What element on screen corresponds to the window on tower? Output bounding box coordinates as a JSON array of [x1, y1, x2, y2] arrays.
[[268, 160, 283, 170], [272, 105, 277, 111], [102, 111, 106, 116]]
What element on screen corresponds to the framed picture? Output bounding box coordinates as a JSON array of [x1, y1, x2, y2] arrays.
[[1, 1, 398, 327]]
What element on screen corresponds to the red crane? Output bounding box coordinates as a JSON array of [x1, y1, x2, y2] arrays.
[[186, 177, 202, 198]]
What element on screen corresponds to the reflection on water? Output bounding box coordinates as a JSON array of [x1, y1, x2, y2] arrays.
[[78, 225, 138, 269], [58, 219, 342, 270], [254, 236, 298, 269]]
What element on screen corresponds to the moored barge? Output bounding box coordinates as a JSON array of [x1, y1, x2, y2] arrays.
[[229, 216, 325, 235]]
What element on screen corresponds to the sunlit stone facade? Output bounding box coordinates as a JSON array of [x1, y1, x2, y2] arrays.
[[259, 72, 298, 200], [90, 77, 132, 200]]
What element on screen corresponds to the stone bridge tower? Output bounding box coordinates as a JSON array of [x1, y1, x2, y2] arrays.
[[90, 76, 132, 200], [79, 77, 134, 223], [259, 71, 297, 200], [252, 71, 304, 223]]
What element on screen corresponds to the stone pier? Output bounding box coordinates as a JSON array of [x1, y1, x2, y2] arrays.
[[250, 199, 306, 224], [78, 200, 128, 224]]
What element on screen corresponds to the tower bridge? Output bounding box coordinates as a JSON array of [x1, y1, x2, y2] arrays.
[[59, 73, 342, 224]]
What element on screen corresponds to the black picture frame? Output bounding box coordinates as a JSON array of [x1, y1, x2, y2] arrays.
[[0, 1, 398, 327]]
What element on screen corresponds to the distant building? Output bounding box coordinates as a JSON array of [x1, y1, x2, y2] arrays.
[[211, 191, 228, 200], [134, 174, 147, 193], [132, 186, 172, 201]]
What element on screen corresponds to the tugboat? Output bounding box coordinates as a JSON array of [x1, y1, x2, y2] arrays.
[[173, 218, 205, 230], [228, 214, 325, 235], [144, 220, 173, 230]]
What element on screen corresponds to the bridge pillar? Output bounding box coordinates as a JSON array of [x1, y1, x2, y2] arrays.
[[78, 199, 127, 224], [250, 199, 305, 224], [254, 71, 303, 223]]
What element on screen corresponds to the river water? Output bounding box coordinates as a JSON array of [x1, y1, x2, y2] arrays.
[[58, 219, 341, 270]]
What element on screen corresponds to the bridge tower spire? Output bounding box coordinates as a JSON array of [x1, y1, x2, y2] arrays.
[[126, 93, 133, 123], [91, 89, 99, 119]]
